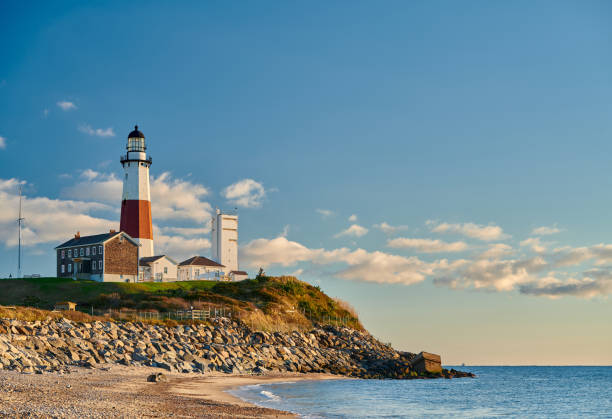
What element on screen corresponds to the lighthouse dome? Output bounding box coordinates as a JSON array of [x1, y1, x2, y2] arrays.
[[128, 125, 145, 138]]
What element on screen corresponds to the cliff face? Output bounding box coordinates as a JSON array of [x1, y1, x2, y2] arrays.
[[0, 317, 473, 379]]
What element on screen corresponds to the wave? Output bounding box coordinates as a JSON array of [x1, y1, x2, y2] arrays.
[[260, 390, 281, 402]]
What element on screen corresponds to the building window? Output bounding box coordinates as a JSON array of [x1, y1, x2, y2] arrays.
[[164, 267, 168, 274], [61, 250, 65, 259], [92, 246, 96, 256], [80, 248, 84, 256], [99, 260, 103, 270], [99, 245, 103, 254], [86, 247, 90, 256], [61, 264, 65, 273], [68, 264, 72, 273], [68, 249, 72, 257]]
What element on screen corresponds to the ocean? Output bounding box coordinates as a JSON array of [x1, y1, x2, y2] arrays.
[[230, 366, 612, 418]]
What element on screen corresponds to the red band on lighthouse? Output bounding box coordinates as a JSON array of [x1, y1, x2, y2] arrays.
[[120, 199, 153, 240]]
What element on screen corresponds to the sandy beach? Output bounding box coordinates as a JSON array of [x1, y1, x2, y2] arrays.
[[0, 365, 341, 418]]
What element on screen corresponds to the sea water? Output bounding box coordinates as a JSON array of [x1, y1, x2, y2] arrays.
[[229, 367, 612, 418]]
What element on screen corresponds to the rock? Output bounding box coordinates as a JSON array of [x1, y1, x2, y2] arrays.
[[147, 372, 167, 383]]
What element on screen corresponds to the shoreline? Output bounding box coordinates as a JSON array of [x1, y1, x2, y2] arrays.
[[0, 365, 343, 418], [168, 371, 346, 410]]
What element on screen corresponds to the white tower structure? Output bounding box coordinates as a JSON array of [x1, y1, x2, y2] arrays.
[[120, 125, 154, 257], [211, 209, 238, 272]]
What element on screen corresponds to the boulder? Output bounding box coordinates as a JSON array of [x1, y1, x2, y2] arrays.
[[147, 372, 167, 383]]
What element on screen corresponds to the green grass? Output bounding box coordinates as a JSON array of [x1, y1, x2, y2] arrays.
[[0, 275, 363, 331]]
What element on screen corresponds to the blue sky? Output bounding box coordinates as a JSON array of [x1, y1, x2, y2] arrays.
[[1, 1, 612, 364]]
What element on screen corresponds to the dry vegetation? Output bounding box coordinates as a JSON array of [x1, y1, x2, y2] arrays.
[[0, 276, 363, 331]]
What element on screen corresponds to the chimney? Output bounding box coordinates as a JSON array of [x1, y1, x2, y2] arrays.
[[110, 229, 116, 234], [74, 231, 80, 239]]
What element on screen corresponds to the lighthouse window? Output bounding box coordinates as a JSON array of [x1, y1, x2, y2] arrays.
[[99, 245, 103, 254], [99, 260, 103, 269], [80, 248, 84, 256], [68, 249, 72, 257], [86, 247, 90, 256], [61, 250, 65, 259], [61, 264, 65, 273], [92, 246, 96, 256]]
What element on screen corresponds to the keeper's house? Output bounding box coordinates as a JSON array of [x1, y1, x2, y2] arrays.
[[55, 230, 140, 282]]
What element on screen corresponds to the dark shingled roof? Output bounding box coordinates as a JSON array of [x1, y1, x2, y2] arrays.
[[55, 232, 120, 249], [179, 256, 224, 267], [139, 255, 165, 266], [128, 125, 145, 138], [140, 255, 177, 266]]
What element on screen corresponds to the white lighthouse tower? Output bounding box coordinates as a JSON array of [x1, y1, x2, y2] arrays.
[[120, 125, 154, 257]]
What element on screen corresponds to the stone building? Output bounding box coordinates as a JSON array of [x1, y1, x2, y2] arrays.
[[55, 230, 140, 282]]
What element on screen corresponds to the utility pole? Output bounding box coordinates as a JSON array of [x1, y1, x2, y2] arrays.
[[17, 186, 24, 278]]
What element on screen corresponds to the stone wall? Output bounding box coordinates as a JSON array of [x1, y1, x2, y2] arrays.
[[0, 317, 474, 379], [104, 236, 138, 276]]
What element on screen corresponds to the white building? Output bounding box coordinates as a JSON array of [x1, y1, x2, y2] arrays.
[[177, 256, 226, 281], [139, 255, 177, 282], [211, 209, 238, 272]]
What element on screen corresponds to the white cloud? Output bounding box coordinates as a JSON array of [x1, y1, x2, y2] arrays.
[[532, 225, 562, 235], [241, 236, 314, 267], [316, 209, 334, 218], [240, 236, 448, 286], [334, 224, 369, 238], [520, 237, 546, 253], [61, 170, 122, 203], [434, 257, 548, 292], [158, 226, 211, 236], [154, 227, 211, 262], [373, 222, 409, 235], [518, 273, 612, 299], [57, 101, 77, 111], [0, 178, 116, 247], [78, 124, 115, 137], [388, 238, 467, 253], [479, 243, 513, 259], [428, 220, 506, 241], [0, 136, 5, 150], [150, 172, 212, 222], [222, 179, 266, 208], [348, 214, 358, 222]]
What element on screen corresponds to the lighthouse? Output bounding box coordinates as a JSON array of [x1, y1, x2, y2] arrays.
[[120, 125, 154, 257]]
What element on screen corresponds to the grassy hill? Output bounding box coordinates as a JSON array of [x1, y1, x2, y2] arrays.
[[0, 275, 362, 331]]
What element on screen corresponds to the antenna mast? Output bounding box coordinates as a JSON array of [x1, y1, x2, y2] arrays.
[[17, 186, 24, 278]]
